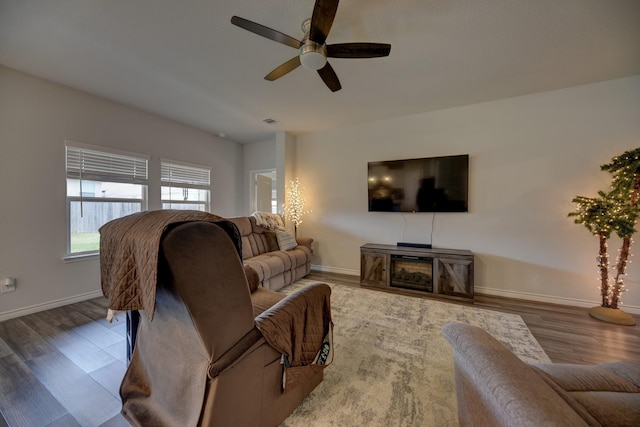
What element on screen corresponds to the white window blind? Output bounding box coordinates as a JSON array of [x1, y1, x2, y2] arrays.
[[161, 161, 210, 189], [161, 159, 211, 212], [64, 141, 148, 255], [66, 144, 148, 184]]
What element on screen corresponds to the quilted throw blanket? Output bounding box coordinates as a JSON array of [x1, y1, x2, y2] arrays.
[[250, 211, 285, 230], [255, 283, 334, 390], [100, 210, 223, 320]]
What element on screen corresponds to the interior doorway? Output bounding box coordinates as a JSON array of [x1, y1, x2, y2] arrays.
[[250, 169, 277, 213]]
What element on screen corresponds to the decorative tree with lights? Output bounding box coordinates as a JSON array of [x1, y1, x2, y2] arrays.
[[601, 148, 640, 309], [283, 178, 310, 237], [569, 192, 634, 308], [569, 147, 640, 325]]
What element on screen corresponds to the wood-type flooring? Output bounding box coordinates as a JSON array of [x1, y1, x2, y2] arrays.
[[1, 271, 639, 426]]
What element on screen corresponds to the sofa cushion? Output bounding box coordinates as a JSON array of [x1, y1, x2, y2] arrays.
[[533, 362, 640, 393], [251, 254, 287, 274], [244, 254, 287, 285], [532, 361, 640, 426], [243, 234, 270, 258], [269, 248, 311, 270], [228, 217, 270, 258], [225, 216, 312, 290], [265, 231, 280, 252], [276, 230, 298, 251], [572, 391, 640, 427], [251, 287, 285, 317], [230, 216, 253, 236]]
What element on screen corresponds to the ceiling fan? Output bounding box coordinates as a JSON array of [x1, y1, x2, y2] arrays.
[[231, 0, 391, 92]]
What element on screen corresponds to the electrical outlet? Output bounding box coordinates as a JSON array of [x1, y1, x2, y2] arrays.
[[1, 277, 16, 293]]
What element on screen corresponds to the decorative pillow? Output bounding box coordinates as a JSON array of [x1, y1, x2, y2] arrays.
[[265, 231, 280, 252], [275, 230, 298, 251]]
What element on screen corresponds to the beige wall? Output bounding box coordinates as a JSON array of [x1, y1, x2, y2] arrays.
[[2, 65, 639, 319], [295, 76, 640, 312], [0, 66, 243, 320]]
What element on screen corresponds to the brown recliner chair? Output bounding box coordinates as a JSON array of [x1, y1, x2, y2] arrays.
[[120, 221, 331, 427]]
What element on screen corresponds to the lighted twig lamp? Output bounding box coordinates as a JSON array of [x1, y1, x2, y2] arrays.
[[283, 178, 310, 238]]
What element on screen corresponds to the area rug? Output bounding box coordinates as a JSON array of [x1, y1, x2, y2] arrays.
[[280, 280, 550, 427]]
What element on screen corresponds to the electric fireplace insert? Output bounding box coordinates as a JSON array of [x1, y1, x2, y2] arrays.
[[390, 254, 433, 292]]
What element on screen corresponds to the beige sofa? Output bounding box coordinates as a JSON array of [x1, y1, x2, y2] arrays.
[[442, 322, 640, 426], [227, 216, 313, 291]]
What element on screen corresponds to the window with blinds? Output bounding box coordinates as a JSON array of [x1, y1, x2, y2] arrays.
[[161, 159, 211, 211], [66, 145, 148, 184], [65, 141, 149, 255]]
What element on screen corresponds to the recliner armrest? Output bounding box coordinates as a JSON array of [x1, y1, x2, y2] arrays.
[[256, 282, 331, 368], [208, 328, 265, 379], [295, 237, 313, 250]]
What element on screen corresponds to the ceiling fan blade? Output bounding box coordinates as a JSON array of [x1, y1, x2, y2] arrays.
[[265, 56, 302, 81], [231, 16, 301, 49], [309, 0, 339, 44], [317, 62, 342, 92], [327, 43, 391, 58]]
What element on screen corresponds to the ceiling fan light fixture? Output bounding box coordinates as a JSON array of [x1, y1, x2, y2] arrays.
[[300, 42, 327, 70], [231, 1, 391, 92]]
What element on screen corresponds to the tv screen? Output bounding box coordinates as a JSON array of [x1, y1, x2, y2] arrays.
[[368, 154, 469, 212]]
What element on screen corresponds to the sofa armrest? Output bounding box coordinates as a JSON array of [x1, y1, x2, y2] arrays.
[[244, 265, 260, 293], [296, 237, 313, 250], [255, 282, 331, 367]]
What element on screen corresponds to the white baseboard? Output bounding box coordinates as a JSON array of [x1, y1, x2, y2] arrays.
[[311, 264, 360, 276], [476, 285, 640, 315], [0, 290, 104, 322], [310, 265, 640, 315], [4, 276, 637, 322]]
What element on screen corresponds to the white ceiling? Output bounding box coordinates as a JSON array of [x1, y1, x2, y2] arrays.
[[1, 0, 639, 144]]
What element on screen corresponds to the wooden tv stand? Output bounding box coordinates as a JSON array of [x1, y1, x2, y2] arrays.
[[360, 243, 474, 301]]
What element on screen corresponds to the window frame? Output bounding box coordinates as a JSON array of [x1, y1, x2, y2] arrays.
[[65, 141, 149, 257], [161, 158, 211, 212]]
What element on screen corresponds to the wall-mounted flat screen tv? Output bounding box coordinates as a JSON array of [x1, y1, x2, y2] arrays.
[[368, 154, 469, 212]]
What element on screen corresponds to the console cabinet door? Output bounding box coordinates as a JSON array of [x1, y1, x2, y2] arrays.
[[360, 250, 388, 288], [436, 257, 474, 299]]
